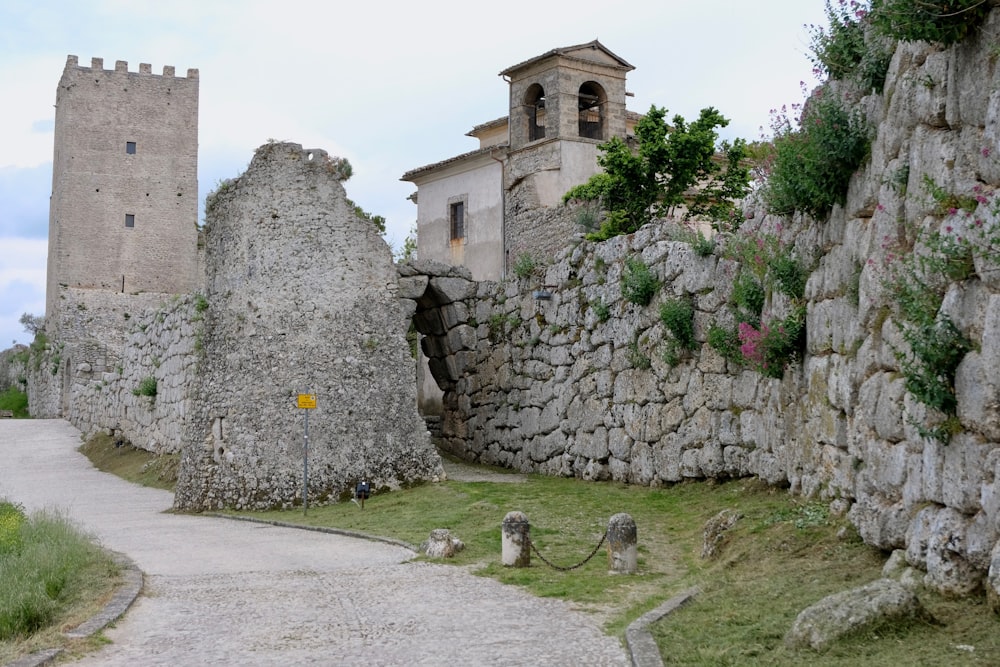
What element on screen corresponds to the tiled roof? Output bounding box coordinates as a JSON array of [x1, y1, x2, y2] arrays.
[[401, 144, 508, 182]]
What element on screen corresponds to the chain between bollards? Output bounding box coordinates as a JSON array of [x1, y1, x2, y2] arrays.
[[528, 531, 606, 571]]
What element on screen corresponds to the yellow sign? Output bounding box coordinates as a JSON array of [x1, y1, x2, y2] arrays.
[[297, 394, 317, 409]]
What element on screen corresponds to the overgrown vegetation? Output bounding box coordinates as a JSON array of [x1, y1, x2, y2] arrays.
[[869, 0, 991, 46], [564, 105, 750, 240], [708, 232, 809, 378], [0, 500, 120, 663]]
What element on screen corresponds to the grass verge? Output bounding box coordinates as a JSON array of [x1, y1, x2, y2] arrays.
[[79, 432, 179, 491], [0, 501, 121, 665]]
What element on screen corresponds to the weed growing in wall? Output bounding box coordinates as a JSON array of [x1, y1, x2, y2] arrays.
[[590, 298, 611, 322], [708, 230, 809, 378], [133, 377, 157, 399], [621, 258, 659, 306], [659, 296, 697, 366], [513, 254, 538, 280]]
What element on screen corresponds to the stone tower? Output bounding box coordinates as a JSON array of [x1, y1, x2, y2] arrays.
[[45, 56, 200, 321]]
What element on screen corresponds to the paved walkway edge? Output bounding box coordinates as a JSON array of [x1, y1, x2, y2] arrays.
[[205, 512, 419, 553], [624, 587, 700, 667], [5, 553, 144, 667]]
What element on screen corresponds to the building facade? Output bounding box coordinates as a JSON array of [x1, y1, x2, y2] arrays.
[[402, 41, 637, 281]]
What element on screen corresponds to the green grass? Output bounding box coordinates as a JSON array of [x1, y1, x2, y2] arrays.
[[79, 433, 179, 491], [0, 501, 121, 664], [80, 440, 1000, 663], [0, 387, 29, 418]]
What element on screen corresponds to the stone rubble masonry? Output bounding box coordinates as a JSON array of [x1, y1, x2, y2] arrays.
[[172, 142, 443, 511]]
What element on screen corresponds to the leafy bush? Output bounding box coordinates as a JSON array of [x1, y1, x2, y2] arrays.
[[738, 308, 807, 379], [763, 90, 870, 219], [564, 105, 750, 240], [660, 297, 697, 366], [621, 259, 659, 306], [870, 0, 990, 45], [770, 253, 808, 300], [808, 0, 868, 80], [807, 1, 895, 93]]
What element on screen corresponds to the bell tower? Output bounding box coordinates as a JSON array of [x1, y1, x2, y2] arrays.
[[502, 40, 633, 152]]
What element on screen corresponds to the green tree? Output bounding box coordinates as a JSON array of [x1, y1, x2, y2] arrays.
[[563, 105, 750, 240]]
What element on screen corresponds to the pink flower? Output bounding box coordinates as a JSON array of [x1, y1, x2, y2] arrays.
[[982, 147, 992, 158]]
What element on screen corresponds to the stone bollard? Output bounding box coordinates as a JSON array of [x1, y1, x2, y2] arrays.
[[607, 512, 637, 574], [501, 511, 531, 567]]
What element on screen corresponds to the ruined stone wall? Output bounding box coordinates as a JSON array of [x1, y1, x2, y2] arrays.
[[432, 15, 1000, 599], [174, 143, 442, 511]]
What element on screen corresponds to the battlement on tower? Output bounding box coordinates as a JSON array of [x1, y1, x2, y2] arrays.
[[64, 54, 199, 79]]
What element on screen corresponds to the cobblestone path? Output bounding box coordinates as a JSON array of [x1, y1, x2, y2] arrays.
[[0, 420, 627, 666]]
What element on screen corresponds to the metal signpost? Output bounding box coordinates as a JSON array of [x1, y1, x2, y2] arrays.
[[297, 393, 317, 514]]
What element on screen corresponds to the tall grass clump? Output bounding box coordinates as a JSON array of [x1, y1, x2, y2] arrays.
[[0, 388, 29, 418], [0, 502, 117, 642]]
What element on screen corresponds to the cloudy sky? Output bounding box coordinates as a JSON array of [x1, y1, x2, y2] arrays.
[[0, 0, 829, 348]]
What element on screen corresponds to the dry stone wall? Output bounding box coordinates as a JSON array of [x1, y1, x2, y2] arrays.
[[173, 142, 443, 511]]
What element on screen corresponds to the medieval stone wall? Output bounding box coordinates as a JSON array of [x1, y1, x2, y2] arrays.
[[173, 143, 443, 511]]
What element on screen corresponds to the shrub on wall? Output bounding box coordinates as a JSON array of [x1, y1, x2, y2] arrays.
[[621, 258, 659, 306], [870, 0, 991, 46], [763, 89, 870, 219]]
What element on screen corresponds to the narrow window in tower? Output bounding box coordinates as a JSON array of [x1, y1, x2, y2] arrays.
[[126, 141, 137, 155], [125, 214, 135, 228]]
